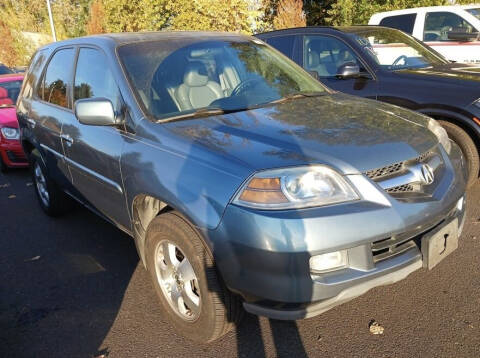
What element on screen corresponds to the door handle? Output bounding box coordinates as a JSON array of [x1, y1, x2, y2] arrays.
[[60, 134, 74, 146]]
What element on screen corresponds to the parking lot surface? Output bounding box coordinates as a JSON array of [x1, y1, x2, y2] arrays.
[[1, 168, 480, 358]]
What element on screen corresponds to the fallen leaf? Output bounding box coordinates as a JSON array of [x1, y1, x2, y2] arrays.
[[368, 320, 384, 335], [24, 256, 41, 262], [8, 194, 16, 199], [26, 182, 33, 186]]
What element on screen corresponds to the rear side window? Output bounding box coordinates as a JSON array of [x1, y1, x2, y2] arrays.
[[38, 48, 75, 108], [379, 14, 417, 34], [74, 48, 122, 110], [266, 36, 296, 58], [19, 51, 47, 101]]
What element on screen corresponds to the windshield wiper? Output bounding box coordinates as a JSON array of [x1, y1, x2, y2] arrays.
[[157, 108, 226, 123], [269, 91, 326, 105]]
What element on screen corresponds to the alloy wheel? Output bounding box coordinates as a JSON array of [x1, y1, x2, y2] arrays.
[[154, 240, 201, 321]]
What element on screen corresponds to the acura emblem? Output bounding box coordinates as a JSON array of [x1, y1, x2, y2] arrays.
[[420, 164, 434, 185]]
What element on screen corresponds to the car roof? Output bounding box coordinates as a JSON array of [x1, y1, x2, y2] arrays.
[[0, 73, 24, 82], [257, 25, 392, 36], [38, 31, 252, 52]]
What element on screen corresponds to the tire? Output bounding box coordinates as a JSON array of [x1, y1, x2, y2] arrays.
[[438, 120, 479, 188], [0, 155, 8, 173], [31, 154, 71, 216], [145, 212, 243, 343]]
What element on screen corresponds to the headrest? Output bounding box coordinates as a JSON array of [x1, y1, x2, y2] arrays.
[[0, 87, 8, 99], [183, 62, 209, 87], [308, 40, 326, 53], [308, 52, 319, 67]]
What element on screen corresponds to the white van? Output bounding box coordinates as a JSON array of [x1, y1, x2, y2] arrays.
[[369, 5, 480, 64]]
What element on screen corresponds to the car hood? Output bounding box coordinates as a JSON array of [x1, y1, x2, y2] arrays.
[[164, 93, 438, 175], [0, 107, 18, 128], [395, 63, 480, 89]]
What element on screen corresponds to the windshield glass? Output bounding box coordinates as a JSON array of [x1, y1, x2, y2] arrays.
[[345, 28, 448, 70], [0, 80, 22, 106], [467, 8, 480, 21], [118, 38, 327, 121]]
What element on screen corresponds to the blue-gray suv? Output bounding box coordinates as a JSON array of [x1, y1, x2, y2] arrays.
[[17, 32, 467, 342]]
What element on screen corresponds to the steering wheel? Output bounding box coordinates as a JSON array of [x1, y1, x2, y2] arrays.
[[231, 78, 263, 97], [392, 55, 408, 67]]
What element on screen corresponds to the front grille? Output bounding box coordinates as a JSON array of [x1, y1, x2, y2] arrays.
[[364, 150, 442, 199], [385, 184, 414, 193], [371, 236, 418, 263], [365, 151, 434, 181], [365, 161, 404, 180]]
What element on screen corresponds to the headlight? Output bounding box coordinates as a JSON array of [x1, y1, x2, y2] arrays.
[[428, 118, 451, 153], [233, 165, 359, 210], [0, 127, 19, 140], [310, 250, 348, 273]]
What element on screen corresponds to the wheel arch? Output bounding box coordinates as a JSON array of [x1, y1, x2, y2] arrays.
[[421, 109, 480, 175]]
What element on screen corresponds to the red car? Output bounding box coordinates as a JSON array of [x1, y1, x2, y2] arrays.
[[0, 73, 28, 172]]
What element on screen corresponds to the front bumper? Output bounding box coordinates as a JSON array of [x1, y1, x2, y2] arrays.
[[0, 138, 28, 168], [207, 143, 467, 320]]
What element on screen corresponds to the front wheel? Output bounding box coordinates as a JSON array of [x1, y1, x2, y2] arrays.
[[145, 212, 243, 342], [438, 120, 479, 188]]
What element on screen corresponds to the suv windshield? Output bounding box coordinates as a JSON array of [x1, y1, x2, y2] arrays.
[[467, 8, 480, 21], [118, 37, 327, 121], [344, 27, 448, 70], [0, 80, 22, 107]]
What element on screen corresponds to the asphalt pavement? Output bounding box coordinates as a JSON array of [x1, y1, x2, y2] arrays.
[[1, 168, 479, 358]]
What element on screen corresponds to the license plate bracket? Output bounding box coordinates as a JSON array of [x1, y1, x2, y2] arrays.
[[421, 218, 458, 270]]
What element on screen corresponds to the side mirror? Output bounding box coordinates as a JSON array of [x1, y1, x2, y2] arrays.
[[308, 70, 319, 80], [447, 28, 479, 42], [74, 98, 117, 126], [336, 62, 360, 79]]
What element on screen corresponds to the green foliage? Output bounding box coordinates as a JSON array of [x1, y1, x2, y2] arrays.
[[166, 0, 252, 33], [103, 0, 170, 32]]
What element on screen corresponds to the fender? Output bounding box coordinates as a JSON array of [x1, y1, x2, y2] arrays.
[[417, 107, 480, 143]]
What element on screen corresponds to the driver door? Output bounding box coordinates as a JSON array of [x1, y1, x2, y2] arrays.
[[301, 34, 378, 99]]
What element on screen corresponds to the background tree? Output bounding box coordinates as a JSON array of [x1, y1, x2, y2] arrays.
[[167, 0, 252, 33], [273, 0, 306, 29], [103, 0, 170, 32], [86, 0, 106, 34]]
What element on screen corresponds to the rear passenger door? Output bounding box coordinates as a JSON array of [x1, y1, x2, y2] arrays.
[[61, 47, 130, 229], [30, 47, 76, 188], [301, 35, 378, 99]]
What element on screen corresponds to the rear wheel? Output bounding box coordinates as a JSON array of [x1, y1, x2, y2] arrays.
[[438, 120, 479, 188], [31, 155, 71, 216], [145, 212, 243, 342]]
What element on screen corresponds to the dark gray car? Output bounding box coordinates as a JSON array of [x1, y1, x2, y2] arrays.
[[17, 32, 467, 342]]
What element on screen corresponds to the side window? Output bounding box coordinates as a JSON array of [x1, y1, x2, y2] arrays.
[[39, 48, 75, 108], [74, 48, 121, 110], [20, 51, 47, 100], [379, 14, 417, 35], [424, 12, 475, 41], [266, 36, 295, 58], [303, 35, 363, 78]]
